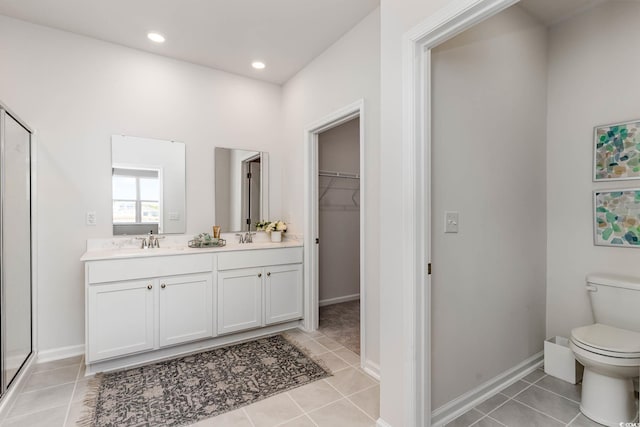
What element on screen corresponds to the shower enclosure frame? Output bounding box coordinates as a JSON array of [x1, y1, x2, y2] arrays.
[[0, 101, 36, 403]]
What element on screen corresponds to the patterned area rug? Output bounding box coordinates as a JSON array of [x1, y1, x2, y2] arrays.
[[80, 335, 329, 427]]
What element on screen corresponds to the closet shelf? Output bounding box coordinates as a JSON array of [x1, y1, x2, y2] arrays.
[[319, 170, 360, 180]]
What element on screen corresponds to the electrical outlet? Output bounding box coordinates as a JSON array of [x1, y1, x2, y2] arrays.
[[86, 211, 97, 226], [444, 211, 459, 233]]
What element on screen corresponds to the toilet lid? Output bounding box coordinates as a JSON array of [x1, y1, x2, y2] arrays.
[[571, 323, 640, 355]]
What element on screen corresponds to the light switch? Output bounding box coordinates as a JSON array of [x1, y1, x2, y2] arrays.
[[86, 211, 97, 226], [444, 211, 459, 233], [168, 212, 180, 221]]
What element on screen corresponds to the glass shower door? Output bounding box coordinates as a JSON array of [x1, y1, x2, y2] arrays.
[[1, 110, 32, 388]]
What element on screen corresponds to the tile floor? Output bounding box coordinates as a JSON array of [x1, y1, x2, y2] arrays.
[[318, 300, 360, 355], [0, 328, 379, 427], [445, 368, 639, 427]]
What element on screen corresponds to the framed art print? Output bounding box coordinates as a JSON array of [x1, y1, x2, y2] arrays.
[[594, 119, 640, 181], [594, 189, 640, 247]]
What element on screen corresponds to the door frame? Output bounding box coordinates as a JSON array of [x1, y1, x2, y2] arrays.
[[303, 99, 367, 369], [401, 0, 520, 424]]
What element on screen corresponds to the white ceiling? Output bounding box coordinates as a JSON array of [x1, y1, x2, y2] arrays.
[[0, 0, 379, 85]]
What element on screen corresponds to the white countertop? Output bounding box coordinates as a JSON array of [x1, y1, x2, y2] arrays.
[[80, 233, 303, 262]]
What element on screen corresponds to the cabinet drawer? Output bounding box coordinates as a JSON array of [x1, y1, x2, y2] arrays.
[[217, 247, 303, 271], [88, 254, 213, 284]]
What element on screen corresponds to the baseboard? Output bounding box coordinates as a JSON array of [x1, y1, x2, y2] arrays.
[[431, 351, 544, 427], [363, 359, 380, 381], [0, 353, 36, 418], [37, 344, 85, 363], [319, 294, 360, 307], [376, 418, 392, 427]]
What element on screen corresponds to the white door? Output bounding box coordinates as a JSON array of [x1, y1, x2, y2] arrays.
[[159, 273, 214, 347], [88, 280, 155, 362], [217, 268, 263, 335], [265, 264, 303, 325]]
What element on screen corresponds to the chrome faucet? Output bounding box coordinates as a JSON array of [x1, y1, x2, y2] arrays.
[[136, 236, 149, 249], [137, 232, 165, 249], [235, 232, 256, 244]]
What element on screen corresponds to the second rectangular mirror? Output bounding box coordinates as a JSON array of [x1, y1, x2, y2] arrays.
[[214, 147, 269, 232]]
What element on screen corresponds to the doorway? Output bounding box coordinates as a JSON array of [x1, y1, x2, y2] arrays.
[[317, 117, 361, 354], [303, 100, 366, 368]]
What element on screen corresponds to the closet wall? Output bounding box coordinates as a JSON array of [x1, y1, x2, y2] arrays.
[[318, 118, 360, 305]]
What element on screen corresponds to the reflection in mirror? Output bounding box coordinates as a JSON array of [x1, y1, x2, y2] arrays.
[[112, 135, 185, 235], [214, 148, 269, 232]]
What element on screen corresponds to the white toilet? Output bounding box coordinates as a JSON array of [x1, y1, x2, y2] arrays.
[[569, 274, 640, 427]]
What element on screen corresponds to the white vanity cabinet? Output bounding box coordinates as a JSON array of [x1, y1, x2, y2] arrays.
[[217, 247, 304, 335], [88, 279, 156, 362], [158, 273, 213, 347], [82, 243, 303, 373]]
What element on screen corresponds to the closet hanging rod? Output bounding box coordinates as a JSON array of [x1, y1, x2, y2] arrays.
[[318, 170, 360, 179]]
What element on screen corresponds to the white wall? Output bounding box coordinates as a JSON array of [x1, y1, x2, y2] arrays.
[[546, 2, 640, 338], [319, 118, 360, 303], [379, 0, 453, 424], [0, 15, 282, 352], [431, 6, 547, 408], [282, 8, 381, 368]]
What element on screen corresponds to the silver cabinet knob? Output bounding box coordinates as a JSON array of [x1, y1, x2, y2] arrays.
[[267, 272, 271, 277], [147, 284, 153, 290], [161, 284, 166, 289], [258, 273, 262, 278]]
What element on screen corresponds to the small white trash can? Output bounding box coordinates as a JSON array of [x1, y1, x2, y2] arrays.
[[544, 336, 584, 384]]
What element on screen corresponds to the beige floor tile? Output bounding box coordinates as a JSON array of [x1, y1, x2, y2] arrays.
[[298, 340, 330, 356], [32, 356, 82, 374], [244, 393, 303, 427], [71, 378, 92, 403], [301, 330, 325, 339], [22, 366, 79, 393], [325, 367, 376, 396], [8, 383, 75, 418], [283, 330, 313, 344], [314, 336, 342, 351], [2, 405, 67, 427], [333, 347, 360, 366], [308, 398, 375, 427], [314, 352, 349, 373], [191, 409, 253, 427], [348, 385, 379, 419], [64, 401, 86, 427], [288, 380, 342, 412], [279, 415, 316, 427]]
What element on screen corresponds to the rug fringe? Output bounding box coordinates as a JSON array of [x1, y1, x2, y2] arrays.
[[281, 333, 333, 375], [76, 373, 103, 427]]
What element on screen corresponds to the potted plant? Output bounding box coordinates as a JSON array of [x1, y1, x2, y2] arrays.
[[256, 220, 287, 242]]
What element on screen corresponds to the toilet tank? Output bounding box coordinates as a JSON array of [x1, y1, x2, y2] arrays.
[[586, 274, 640, 332]]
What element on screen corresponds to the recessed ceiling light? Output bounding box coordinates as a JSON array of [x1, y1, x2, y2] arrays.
[[252, 61, 266, 70], [147, 32, 166, 43]]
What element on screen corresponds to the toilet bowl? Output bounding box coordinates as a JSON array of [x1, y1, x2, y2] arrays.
[[570, 275, 640, 427], [570, 324, 640, 426]]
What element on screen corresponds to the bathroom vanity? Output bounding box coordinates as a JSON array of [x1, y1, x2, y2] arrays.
[[81, 239, 303, 374]]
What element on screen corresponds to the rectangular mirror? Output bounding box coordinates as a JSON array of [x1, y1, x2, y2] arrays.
[[214, 147, 269, 232], [112, 135, 186, 235]]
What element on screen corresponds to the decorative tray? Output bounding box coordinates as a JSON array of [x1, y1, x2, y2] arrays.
[[188, 238, 226, 249]]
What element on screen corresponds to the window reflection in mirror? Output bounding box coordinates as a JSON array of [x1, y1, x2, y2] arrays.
[[111, 135, 185, 235], [214, 148, 269, 233]]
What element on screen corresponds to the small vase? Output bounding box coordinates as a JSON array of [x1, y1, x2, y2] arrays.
[[271, 231, 282, 243]]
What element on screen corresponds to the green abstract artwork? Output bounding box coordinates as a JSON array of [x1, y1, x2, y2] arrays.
[[594, 120, 640, 180], [594, 190, 640, 247]]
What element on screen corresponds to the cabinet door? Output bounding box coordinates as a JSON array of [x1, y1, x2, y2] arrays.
[[265, 264, 303, 325], [217, 268, 263, 335], [159, 273, 214, 347], [88, 280, 155, 362]]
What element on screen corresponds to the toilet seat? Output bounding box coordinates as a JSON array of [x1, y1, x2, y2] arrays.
[[571, 323, 640, 358]]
